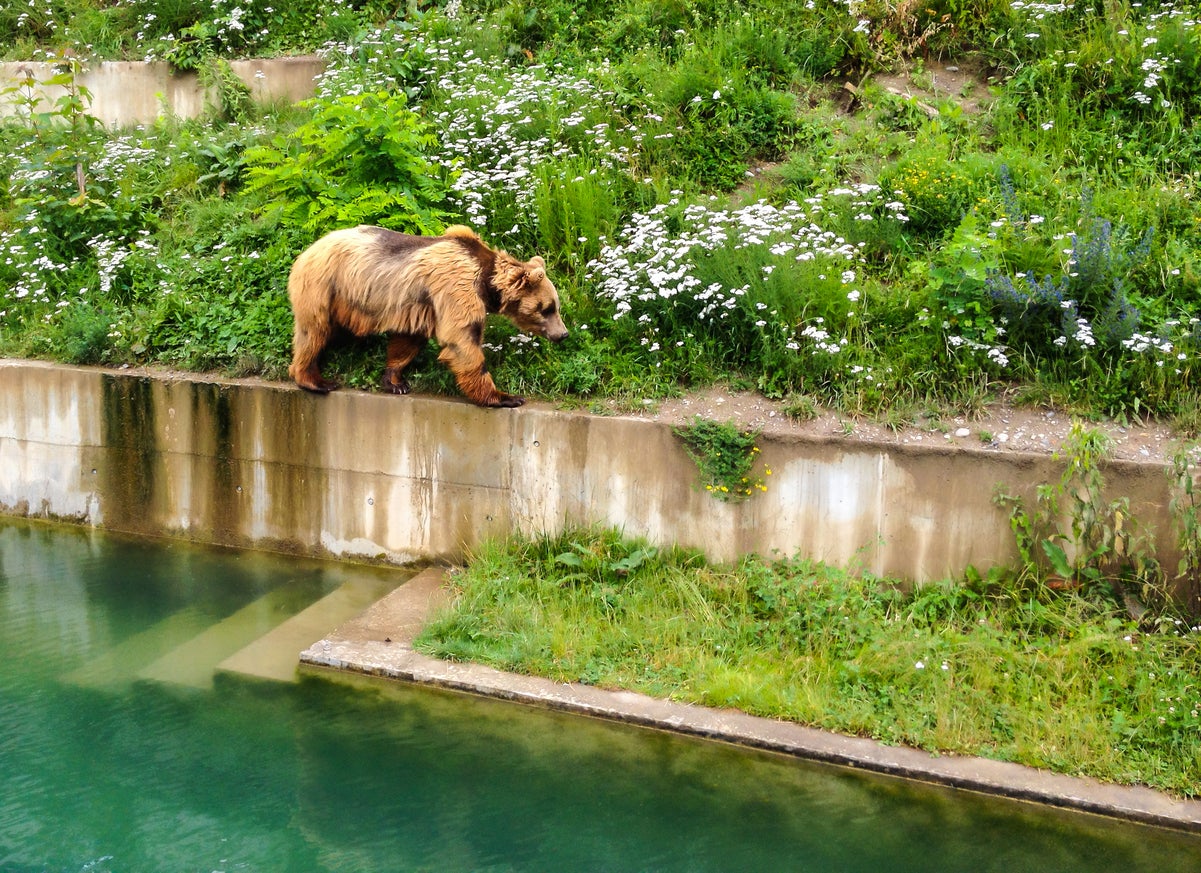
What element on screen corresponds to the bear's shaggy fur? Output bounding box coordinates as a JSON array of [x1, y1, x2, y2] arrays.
[[287, 224, 568, 408]]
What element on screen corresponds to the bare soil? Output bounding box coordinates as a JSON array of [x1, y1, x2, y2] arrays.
[[610, 387, 1182, 464], [869, 58, 995, 116]]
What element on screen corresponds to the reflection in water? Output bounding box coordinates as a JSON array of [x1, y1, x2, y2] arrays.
[[2, 519, 1199, 872]]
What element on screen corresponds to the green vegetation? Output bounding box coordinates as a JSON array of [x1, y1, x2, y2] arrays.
[[417, 526, 1201, 796], [242, 89, 452, 238], [671, 417, 767, 500], [996, 421, 1166, 613], [1, 0, 399, 62], [2, 0, 1199, 423]]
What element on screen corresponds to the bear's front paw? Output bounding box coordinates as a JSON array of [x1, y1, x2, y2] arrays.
[[496, 393, 525, 408], [298, 378, 339, 394]]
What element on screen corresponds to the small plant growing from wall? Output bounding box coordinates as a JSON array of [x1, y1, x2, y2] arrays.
[[161, 23, 253, 122], [672, 417, 769, 502], [995, 422, 1166, 619], [1168, 443, 1201, 621]]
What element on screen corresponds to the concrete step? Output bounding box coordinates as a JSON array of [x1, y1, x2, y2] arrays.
[[299, 567, 451, 676], [316, 567, 449, 646], [137, 586, 316, 689], [62, 606, 211, 687], [216, 575, 406, 684]]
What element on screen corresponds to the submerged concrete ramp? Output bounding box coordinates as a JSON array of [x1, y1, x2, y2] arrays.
[[138, 586, 313, 688], [63, 606, 211, 688], [60, 567, 412, 690], [217, 573, 406, 683]]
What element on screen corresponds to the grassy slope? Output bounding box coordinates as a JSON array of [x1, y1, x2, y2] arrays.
[[2, 1, 1199, 426]]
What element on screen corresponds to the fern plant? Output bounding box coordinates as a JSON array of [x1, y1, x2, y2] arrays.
[[243, 90, 454, 238]]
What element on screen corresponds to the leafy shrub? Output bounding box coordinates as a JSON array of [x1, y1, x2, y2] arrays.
[[1169, 443, 1201, 619], [148, 0, 389, 61], [995, 423, 1169, 618], [242, 90, 453, 238], [0, 56, 158, 324], [56, 300, 112, 364], [925, 214, 1008, 368], [131, 211, 295, 373], [487, 0, 574, 55], [630, 41, 800, 190], [601, 0, 699, 57]]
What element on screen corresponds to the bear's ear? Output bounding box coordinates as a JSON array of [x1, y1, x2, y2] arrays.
[[527, 257, 546, 282]]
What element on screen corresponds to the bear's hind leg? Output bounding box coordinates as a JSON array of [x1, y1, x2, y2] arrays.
[[382, 333, 424, 395]]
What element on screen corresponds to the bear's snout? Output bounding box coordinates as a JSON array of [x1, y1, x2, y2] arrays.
[[543, 311, 569, 343]]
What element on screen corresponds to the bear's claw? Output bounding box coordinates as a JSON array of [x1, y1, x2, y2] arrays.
[[382, 372, 412, 395]]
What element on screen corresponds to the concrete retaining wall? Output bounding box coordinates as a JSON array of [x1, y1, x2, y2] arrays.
[[0, 56, 324, 126], [0, 359, 1181, 582]]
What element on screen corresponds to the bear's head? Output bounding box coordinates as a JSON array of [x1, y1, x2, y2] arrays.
[[494, 254, 569, 342]]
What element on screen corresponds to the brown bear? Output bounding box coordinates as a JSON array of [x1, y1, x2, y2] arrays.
[[287, 224, 568, 408]]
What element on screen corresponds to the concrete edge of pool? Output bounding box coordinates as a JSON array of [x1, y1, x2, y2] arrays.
[[299, 568, 1201, 836]]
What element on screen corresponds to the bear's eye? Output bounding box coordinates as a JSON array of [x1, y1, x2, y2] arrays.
[[540, 302, 558, 317]]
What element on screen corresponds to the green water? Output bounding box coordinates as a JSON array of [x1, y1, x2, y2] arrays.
[[2, 520, 1200, 873]]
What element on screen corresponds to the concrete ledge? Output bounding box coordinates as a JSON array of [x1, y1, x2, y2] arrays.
[[301, 569, 1201, 834], [0, 360, 1184, 582], [0, 56, 324, 127]]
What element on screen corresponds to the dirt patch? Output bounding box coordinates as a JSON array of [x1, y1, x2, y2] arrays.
[[606, 387, 1182, 464], [868, 58, 994, 115]]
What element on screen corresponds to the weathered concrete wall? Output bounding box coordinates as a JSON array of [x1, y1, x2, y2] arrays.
[[0, 359, 1181, 582], [0, 56, 324, 127]]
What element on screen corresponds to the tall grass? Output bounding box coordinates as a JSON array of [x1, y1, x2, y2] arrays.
[[418, 528, 1201, 796]]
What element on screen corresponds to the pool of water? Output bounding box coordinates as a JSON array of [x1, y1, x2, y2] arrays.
[[2, 519, 1200, 873]]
